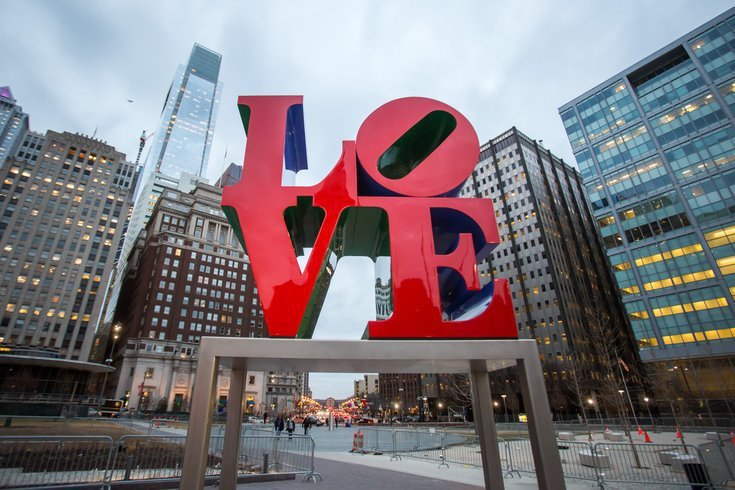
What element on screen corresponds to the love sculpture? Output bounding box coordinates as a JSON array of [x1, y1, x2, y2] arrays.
[[221, 96, 517, 339], [181, 96, 564, 490]]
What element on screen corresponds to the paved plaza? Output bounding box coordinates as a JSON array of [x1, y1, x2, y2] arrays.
[[197, 424, 720, 489]]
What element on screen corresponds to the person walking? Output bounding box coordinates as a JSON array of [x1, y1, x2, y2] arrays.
[[274, 414, 284, 436], [286, 415, 296, 439], [303, 416, 311, 435]]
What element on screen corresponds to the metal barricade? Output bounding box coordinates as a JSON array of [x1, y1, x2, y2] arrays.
[[110, 434, 193, 482], [593, 441, 705, 487], [440, 432, 485, 469], [238, 434, 320, 481], [0, 435, 113, 488], [555, 440, 598, 482], [694, 436, 734, 487], [361, 427, 394, 453]]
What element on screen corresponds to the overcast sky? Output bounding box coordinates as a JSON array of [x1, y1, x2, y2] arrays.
[[2, 1, 731, 399]]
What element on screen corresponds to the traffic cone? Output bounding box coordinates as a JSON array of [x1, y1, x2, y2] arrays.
[[644, 431, 652, 443], [637, 426, 643, 435], [676, 428, 682, 439], [730, 431, 734, 444]]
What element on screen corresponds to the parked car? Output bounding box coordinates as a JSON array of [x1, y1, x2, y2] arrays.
[[356, 417, 376, 425], [246, 416, 263, 424]]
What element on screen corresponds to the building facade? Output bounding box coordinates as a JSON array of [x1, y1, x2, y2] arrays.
[[458, 128, 644, 420], [0, 87, 29, 166], [0, 130, 134, 411], [559, 8, 735, 416], [110, 181, 267, 411]]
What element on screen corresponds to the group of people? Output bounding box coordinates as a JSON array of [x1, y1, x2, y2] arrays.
[[272, 414, 313, 438]]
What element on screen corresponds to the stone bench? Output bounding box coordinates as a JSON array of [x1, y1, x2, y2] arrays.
[[603, 431, 625, 442], [658, 450, 682, 465], [579, 449, 611, 468], [671, 454, 698, 472], [558, 432, 576, 441]]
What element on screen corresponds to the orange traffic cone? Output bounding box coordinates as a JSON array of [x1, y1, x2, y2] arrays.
[[637, 426, 643, 435], [644, 431, 652, 443], [676, 428, 682, 438]]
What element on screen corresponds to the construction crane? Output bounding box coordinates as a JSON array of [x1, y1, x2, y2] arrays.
[[135, 130, 155, 167]]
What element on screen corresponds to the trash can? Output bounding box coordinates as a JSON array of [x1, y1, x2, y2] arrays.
[[682, 463, 710, 490]]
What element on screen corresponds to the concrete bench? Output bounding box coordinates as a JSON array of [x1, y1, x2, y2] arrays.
[[603, 431, 625, 442], [558, 432, 576, 441], [658, 450, 681, 465], [671, 454, 698, 472], [578, 449, 611, 468]]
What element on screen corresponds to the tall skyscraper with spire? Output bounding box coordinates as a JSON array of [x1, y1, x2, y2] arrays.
[[135, 43, 222, 194], [105, 44, 222, 324]]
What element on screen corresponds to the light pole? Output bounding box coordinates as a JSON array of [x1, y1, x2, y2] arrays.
[[588, 397, 601, 424], [493, 400, 499, 422], [437, 401, 443, 421], [644, 396, 654, 427], [501, 394, 508, 424], [422, 396, 428, 421], [97, 323, 121, 411], [398, 387, 404, 422]]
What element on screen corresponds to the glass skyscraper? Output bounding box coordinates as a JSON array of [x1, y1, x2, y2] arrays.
[[560, 8, 735, 415], [136, 43, 222, 194]]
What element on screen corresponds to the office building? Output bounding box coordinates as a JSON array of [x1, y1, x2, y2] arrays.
[[138, 43, 222, 187], [458, 127, 643, 419], [110, 181, 266, 411], [106, 44, 223, 325], [0, 131, 134, 411], [0, 87, 29, 165], [559, 8, 735, 415]]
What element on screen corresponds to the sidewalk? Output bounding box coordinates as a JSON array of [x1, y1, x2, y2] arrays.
[[226, 452, 597, 489]]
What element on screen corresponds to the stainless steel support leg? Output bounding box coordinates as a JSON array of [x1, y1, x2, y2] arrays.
[[470, 359, 505, 490], [220, 367, 246, 489], [517, 347, 565, 490], [181, 343, 219, 490]]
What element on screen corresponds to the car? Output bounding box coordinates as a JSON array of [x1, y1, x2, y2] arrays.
[[356, 417, 376, 425], [246, 416, 263, 424]]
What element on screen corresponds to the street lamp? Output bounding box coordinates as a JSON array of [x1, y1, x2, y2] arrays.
[[493, 401, 499, 423], [97, 323, 122, 411], [588, 397, 601, 424], [501, 394, 508, 424], [398, 387, 404, 422], [643, 396, 654, 427]]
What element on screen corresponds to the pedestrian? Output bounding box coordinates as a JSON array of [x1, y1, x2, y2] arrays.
[[274, 414, 284, 436], [263, 411, 269, 424], [286, 415, 296, 439], [303, 416, 311, 435]]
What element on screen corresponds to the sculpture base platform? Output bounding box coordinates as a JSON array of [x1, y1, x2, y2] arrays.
[[180, 338, 564, 490]]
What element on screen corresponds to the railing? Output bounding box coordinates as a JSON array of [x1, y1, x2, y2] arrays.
[[0, 432, 318, 487], [0, 435, 112, 488], [698, 434, 735, 486], [358, 427, 720, 487]]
